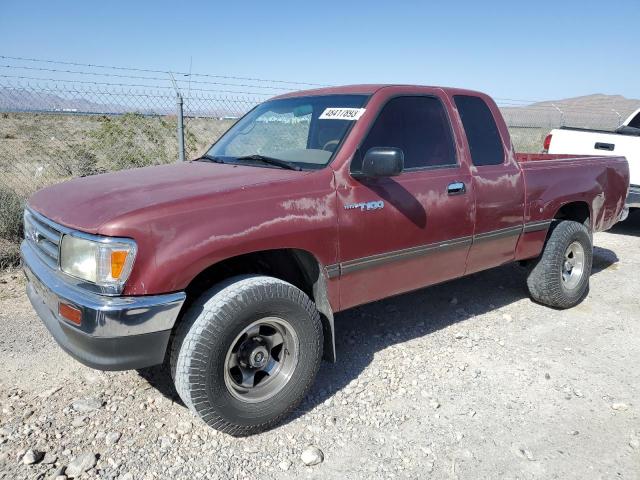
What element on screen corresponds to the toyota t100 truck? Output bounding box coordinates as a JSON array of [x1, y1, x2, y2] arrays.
[[22, 85, 629, 435]]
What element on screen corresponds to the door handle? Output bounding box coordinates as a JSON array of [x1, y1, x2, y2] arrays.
[[447, 181, 466, 195], [595, 142, 615, 151]]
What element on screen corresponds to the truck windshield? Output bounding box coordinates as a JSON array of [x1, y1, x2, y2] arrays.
[[205, 94, 369, 170]]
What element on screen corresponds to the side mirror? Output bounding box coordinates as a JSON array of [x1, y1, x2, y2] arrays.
[[360, 147, 404, 178]]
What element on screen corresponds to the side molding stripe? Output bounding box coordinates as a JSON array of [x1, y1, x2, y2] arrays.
[[472, 225, 523, 243], [522, 220, 552, 233], [340, 236, 472, 276], [326, 220, 552, 279]]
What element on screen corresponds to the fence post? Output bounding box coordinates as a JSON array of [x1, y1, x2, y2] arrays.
[[612, 109, 623, 128], [176, 92, 185, 162], [169, 72, 186, 162], [551, 103, 565, 127]]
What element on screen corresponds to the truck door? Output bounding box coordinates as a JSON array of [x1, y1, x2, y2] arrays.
[[453, 94, 525, 274], [335, 94, 475, 310]]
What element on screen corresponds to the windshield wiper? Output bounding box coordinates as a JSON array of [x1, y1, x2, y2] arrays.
[[235, 154, 302, 171], [194, 154, 225, 164]]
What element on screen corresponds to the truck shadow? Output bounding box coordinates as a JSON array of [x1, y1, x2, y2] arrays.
[[608, 209, 640, 237], [137, 245, 618, 427]]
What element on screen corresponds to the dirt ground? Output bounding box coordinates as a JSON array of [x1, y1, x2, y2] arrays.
[[1, 213, 639, 479]]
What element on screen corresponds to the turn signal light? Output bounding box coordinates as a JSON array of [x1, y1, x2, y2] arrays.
[[110, 250, 129, 279], [59, 302, 82, 325]]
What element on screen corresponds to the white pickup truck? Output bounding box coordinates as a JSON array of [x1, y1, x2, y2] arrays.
[[544, 108, 640, 208]]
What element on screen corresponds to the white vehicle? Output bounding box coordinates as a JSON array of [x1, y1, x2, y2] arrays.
[[544, 108, 640, 208]]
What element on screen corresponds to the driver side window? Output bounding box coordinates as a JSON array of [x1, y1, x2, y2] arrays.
[[354, 96, 457, 172]]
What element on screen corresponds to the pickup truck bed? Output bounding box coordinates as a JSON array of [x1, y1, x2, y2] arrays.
[[517, 152, 628, 233]]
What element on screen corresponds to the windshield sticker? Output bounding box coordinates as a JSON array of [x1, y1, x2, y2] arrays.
[[319, 108, 366, 121]]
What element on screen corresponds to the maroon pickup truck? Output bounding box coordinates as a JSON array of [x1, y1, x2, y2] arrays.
[[22, 85, 629, 435]]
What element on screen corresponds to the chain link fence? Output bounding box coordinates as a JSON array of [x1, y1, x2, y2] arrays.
[[1, 58, 639, 267]]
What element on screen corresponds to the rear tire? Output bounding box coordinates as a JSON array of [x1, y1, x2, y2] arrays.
[[171, 275, 323, 436], [526, 220, 592, 309]]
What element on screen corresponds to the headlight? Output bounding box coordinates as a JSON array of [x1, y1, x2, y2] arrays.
[[60, 234, 137, 289]]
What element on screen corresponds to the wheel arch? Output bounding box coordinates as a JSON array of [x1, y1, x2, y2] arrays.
[[177, 248, 336, 362], [553, 201, 592, 230]]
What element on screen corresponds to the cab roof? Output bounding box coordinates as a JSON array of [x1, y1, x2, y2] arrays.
[[272, 84, 486, 100]]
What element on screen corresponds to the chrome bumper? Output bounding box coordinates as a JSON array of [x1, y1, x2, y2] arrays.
[[21, 240, 186, 370]]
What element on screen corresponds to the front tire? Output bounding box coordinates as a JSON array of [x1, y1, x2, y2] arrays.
[[526, 220, 593, 309], [171, 275, 323, 435]]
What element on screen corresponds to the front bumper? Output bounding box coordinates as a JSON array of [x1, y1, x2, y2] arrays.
[[627, 184, 640, 209], [21, 241, 186, 370]]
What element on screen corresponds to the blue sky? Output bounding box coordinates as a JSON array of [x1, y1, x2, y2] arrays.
[[1, 0, 638, 102]]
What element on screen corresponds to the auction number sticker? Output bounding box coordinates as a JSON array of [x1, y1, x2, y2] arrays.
[[319, 108, 366, 120]]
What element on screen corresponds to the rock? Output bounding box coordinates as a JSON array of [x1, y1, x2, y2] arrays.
[[47, 466, 66, 480], [105, 431, 121, 445], [176, 421, 192, 435], [22, 449, 44, 465], [278, 459, 292, 471], [65, 453, 97, 478], [425, 460, 434, 473], [629, 438, 639, 450], [514, 446, 535, 461], [71, 417, 87, 428], [450, 297, 458, 305], [430, 400, 441, 410], [71, 397, 103, 413], [300, 445, 324, 466], [159, 436, 173, 449], [611, 402, 629, 411], [42, 452, 58, 464]]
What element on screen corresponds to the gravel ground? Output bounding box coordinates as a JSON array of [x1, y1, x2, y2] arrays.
[[1, 213, 639, 480]]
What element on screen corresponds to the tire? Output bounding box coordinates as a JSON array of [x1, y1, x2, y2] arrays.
[[526, 220, 593, 309], [170, 275, 323, 436]]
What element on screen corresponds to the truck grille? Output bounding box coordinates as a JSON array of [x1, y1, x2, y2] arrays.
[[24, 209, 63, 270]]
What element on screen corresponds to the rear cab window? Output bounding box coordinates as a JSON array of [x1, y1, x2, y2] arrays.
[[353, 96, 457, 172], [628, 110, 640, 129], [454, 95, 505, 166]]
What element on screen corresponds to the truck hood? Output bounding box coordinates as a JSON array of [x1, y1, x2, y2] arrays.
[[28, 162, 306, 233]]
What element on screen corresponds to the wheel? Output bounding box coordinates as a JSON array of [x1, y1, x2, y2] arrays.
[[526, 220, 593, 309], [170, 275, 323, 435]]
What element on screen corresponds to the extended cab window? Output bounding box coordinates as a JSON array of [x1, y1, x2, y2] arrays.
[[454, 95, 505, 166], [356, 96, 456, 171]]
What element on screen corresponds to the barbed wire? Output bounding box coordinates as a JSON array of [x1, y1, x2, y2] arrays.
[[2, 58, 638, 114], [0, 55, 329, 87], [0, 64, 293, 91], [0, 74, 275, 97]]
